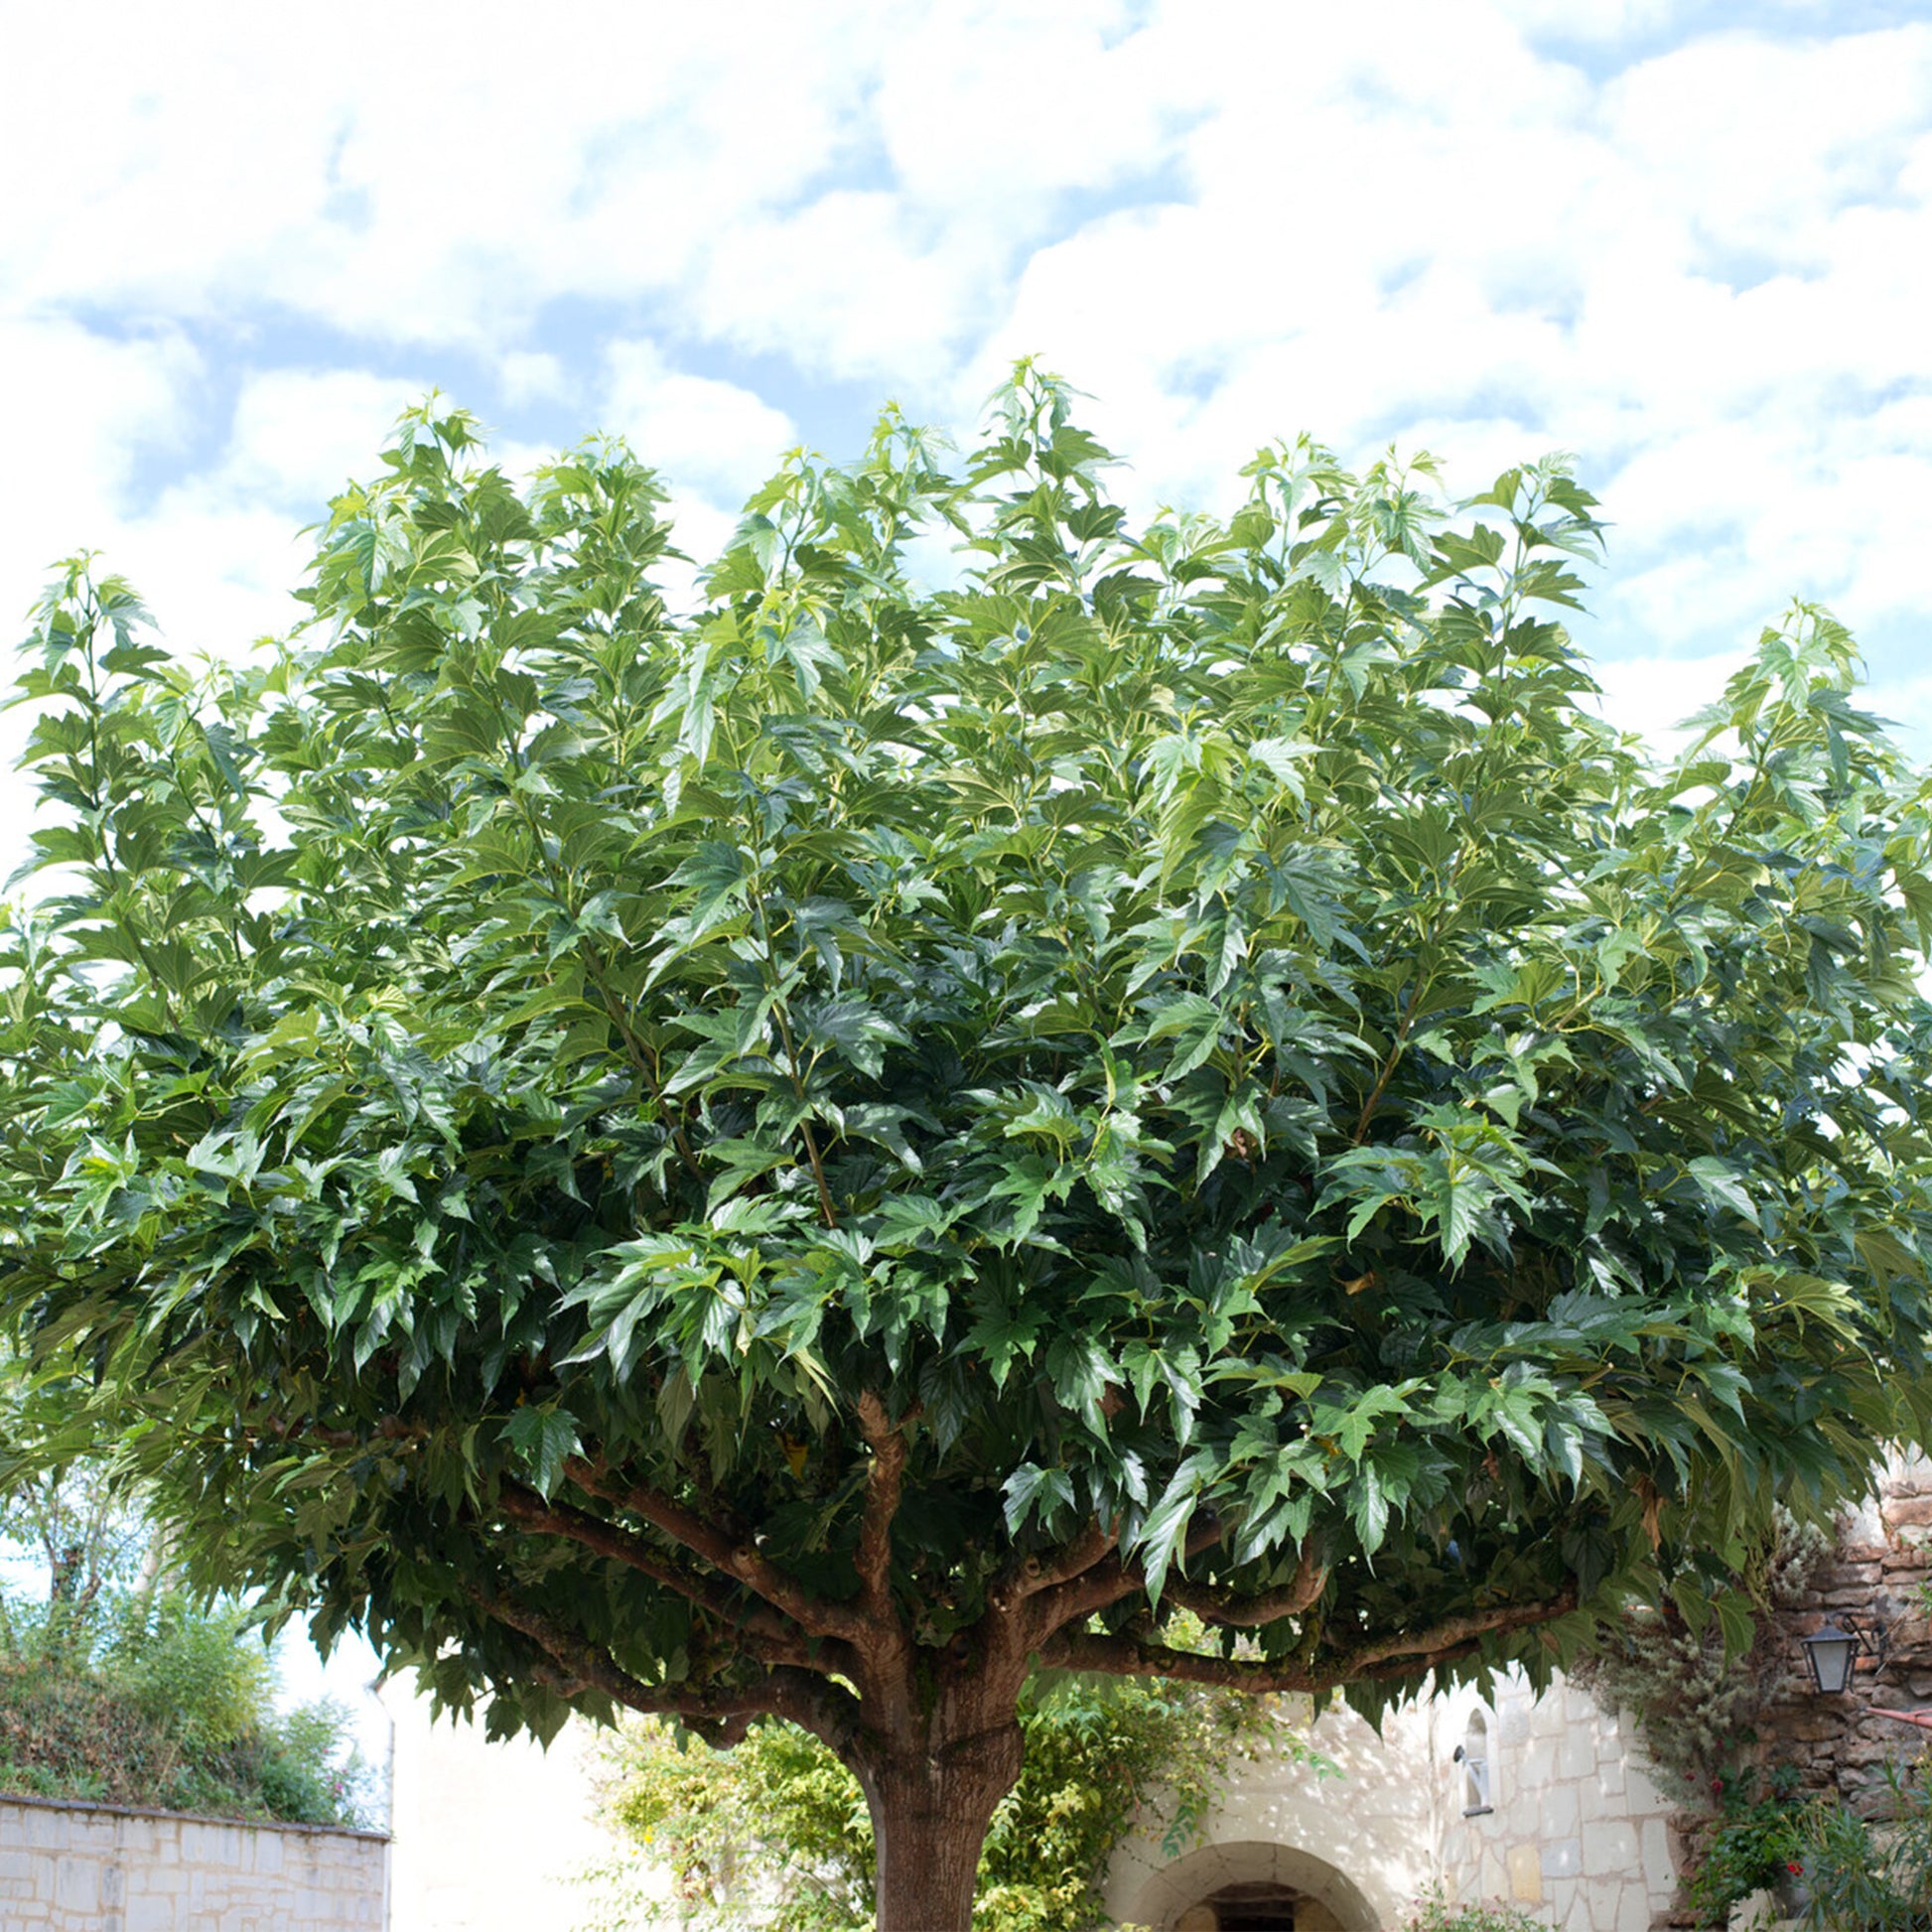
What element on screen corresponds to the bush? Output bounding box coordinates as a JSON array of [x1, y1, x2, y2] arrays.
[[1783, 1758, 1932, 1931], [1682, 1768, 1807, 1927], [111, 1594, 274, 1749], [1400, 1884, 1545, 1931], [0, 1586, 376, 1827]]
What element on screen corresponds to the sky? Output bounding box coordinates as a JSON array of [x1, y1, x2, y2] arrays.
[[5, 0, 1932, 763], [5, 0, 1932, 1762]]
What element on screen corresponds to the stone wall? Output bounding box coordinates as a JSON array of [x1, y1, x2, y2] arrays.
[[1104, 1696, 1438, 1930], [1748, 1453, 1932, 1816], [0, 1792, 388, 1931], [1433, 1671, 1679, 1932], [1104, 1669, 1684, 1932]]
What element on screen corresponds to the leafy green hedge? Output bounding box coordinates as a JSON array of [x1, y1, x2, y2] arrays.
[[0, 1591, 375, 1828]]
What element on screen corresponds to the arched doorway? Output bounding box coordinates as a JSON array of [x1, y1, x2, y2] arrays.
[[1125, 1838, 1382, 1932], [1175, 1879, 1301, 1929]]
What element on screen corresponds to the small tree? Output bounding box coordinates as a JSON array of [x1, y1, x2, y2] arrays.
[[0, 1361, 156, 1659], [4, 368, 1932, 1930]]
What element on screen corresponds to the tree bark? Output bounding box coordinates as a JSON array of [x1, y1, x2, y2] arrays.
[[856, 1720, 1026, 1932]]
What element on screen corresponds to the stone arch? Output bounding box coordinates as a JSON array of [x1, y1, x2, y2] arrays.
[[1121, 1838, 1382, 1932]]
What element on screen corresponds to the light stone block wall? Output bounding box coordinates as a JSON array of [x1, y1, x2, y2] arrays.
[[1433, 1670, 1679, 1932], [0, 1792, 388, 1931], [1105, 1695, 1440, 1930], [1104, 1668, 1683, 1931]]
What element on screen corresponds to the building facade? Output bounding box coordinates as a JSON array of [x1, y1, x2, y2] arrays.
[[1104, 1671, 1679, 1932]]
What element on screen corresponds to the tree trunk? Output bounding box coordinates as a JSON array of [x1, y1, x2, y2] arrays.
[[859, 1720, 1025, 1932]]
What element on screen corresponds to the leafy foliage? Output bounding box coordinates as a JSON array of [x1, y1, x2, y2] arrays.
[[1399, 1886, 1546, 1932], [1681, 1765, 1809, 1926], [1570, 1509, 1833, 1796], [584, 1673, 1283, 1932], [0, 1587, 375, 1827], [1784, 1759, 1932, 1931], [3, 364, 1932, 1923], [0, 1357, 155, 1661]]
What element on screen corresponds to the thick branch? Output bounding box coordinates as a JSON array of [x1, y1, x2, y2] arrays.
[[852, 1391, 909, 1625], [492, 1482, 850, 1674], [995, 1520, 1116, 1611], [1334, 1588, 1577, 1674], [1045, 1589, 1577, 1695], [461, 1579, 689, 1711], [1029, 1514, 1226, 1638], [462, 1580, 858, 1750], [1163, 1545, 1328, 1629], [566, 1456, 870, 1647], [259, 1414, 427, 1451], [1046, 1625, 1321, 1694]]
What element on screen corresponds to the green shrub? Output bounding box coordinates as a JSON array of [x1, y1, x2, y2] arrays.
[[1400, 1884, 1545, 1931], [1785, 1760, 1932, 1931], [1683, 1769, 1808, 1927], [112, 1594, 274, 1749], [0, 1584, 376, 1827]]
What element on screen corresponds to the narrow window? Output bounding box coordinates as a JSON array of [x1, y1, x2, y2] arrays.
[[1455, 1709, 1493, 1816]]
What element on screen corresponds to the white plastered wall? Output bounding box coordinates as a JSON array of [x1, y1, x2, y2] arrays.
[[381, 1684, 652, 1932]]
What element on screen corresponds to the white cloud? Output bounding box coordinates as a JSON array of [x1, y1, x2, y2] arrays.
[[1602, 28, 1932, 258], [2, 0, 1929, 773], [499, 351, 572, 409], [872, 2, 1190, 213], [601, 342, 795, 503], [217, 368, 424, 513], [0, 318, 201, 586], [0, 2, 892, 347], [1590, 649, 1742, 757], [1499, 0, 1682, 37]]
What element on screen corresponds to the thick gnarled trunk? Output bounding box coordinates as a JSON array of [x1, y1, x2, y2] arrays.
[[857, 1721, 1026, 1932]]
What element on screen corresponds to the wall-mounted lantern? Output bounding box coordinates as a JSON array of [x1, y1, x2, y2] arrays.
[[1799, 1616, 1864, 1696]]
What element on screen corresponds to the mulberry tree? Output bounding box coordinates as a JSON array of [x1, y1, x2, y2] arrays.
[[5, 370, 1932, 1930]]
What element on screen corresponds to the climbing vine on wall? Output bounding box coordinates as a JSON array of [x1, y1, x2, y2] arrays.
[[1570, 1511, 1834, 1926], [1569, 1509, 1832, 1796]]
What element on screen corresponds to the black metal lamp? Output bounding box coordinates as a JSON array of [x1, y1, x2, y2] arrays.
[[1799, 1615, 1864, 1695]]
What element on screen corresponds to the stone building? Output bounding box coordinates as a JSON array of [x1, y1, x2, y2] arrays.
[[1104, 1453, 1932, 1932], [1103, 1671, 1679, 1932]]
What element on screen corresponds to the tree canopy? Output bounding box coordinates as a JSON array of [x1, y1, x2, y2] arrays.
[[4, 366, 1932, 1929]]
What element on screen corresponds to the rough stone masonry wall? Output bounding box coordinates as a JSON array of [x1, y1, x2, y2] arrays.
[[1749, 1452, 1932, 1818], [0, 1792, 388, 1931]]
